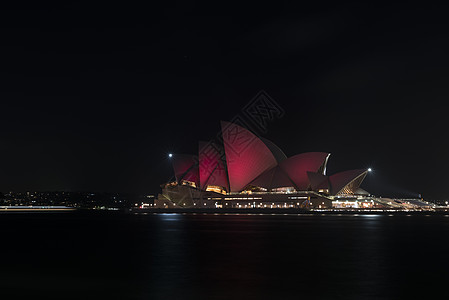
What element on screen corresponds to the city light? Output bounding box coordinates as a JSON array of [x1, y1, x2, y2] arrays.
[[368, 168, 372, 172], [168, 153, 173, 158]]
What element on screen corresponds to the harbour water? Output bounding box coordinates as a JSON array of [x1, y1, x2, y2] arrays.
[[1, 212, 449, 299]]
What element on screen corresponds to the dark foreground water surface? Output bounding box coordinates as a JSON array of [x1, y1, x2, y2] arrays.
[[1, 212, 449, 299]]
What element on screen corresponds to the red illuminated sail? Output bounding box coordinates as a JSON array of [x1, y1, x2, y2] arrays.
[[221, 121, 277, 192], [199, 141, 229, 191], [279, 152, 329, 190], [172, 154, 200, 187]]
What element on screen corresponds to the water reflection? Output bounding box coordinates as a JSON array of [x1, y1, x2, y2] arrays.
[[1, 213, 449, 299], [360, 214, 382, 218], [158, 213, 183, 222]]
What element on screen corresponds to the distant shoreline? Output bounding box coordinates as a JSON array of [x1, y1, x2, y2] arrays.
[[0, 206, 76, 212]]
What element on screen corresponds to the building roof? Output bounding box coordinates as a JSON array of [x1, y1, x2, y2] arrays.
[[329, 169, 368, 195], [307, 171, 330, 190], [249, 165, 295, 190], [171, 154, 200, 187], [198, 141, 229, 191], [170, 122, 369, 195], [221, 121, 277, 192], [279, 152, 330, 190], [260, 137, 287, 163]]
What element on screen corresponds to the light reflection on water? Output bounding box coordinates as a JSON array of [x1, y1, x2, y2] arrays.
[[1, 213, 449, 299], [158, 213, 184, 222]]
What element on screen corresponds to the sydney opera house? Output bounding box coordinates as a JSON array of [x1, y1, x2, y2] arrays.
[[155, 121, 373, 209]]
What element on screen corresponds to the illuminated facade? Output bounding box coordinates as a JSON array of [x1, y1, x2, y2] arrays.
[[156, 121, 371, 209]]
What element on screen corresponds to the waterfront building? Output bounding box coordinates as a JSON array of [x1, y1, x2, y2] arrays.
[[156, 121, 372, 209]]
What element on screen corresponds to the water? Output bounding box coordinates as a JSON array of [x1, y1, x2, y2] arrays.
[[1, 212, 449, 299]]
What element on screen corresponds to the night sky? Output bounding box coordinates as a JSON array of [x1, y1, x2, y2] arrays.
[[1, 2, 449, 199]]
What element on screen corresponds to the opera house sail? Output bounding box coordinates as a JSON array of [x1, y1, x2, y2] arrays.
[[156, 121, 371, 209]]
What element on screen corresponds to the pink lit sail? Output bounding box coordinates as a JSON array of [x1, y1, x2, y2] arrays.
[[329, 169, 368, 195], [199, 141, 229, 191], [279, 152, 329, 190], [221, 121, 277, 192], [171, 154, 200, 187], [307, 171, 330, 191], [250, 166, 295, 190]]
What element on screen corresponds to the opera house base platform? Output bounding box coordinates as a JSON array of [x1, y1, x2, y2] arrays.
[[153, 184, 434, 211], [155, 184, 333, 209]]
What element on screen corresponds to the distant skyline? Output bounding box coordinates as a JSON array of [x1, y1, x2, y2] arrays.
[[1, 2, 449, 199]]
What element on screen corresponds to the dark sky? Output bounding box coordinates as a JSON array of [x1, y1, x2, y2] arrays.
[[1, 2, 449, 199]]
